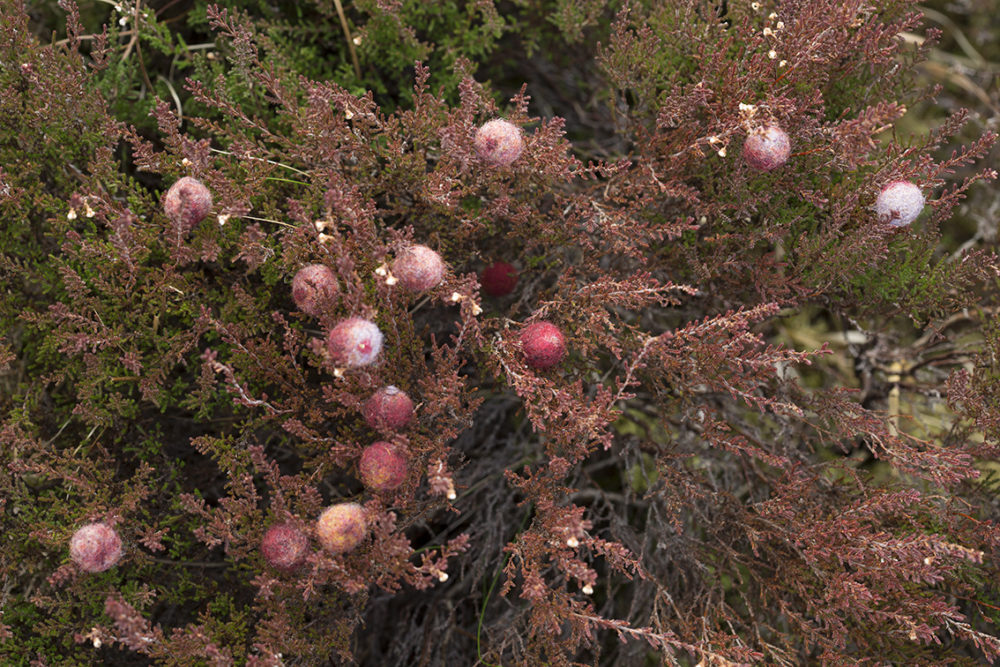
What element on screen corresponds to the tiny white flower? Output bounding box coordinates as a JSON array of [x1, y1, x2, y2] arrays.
[[768, 49, 778, 59], [566, 537, 579, 548], [582, 584, 593, 595], [763, 27, 773, 37], [217, 214, 230, 226], [67, 208, 77, 220], [437, 571, 449, 582]]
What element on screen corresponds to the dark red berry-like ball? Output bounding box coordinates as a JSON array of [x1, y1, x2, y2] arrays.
[[70, 522, 123, 573], [261, 523, 310, 572], [363, 386, 414, 431], [326, 317, 383, 368], [291, 264, 339, 317], [742, 125, 791, 171], [474, 119, 525, 167], [392, 245, 445, 292], [163, 176, 213, 233], [316, 503, 368, 554], [359, 441, 408, 492], [520, 321, 566, 370], [480, 261, 518, 297]]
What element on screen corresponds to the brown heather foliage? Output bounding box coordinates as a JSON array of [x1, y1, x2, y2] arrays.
[[2, 0, 1000, 664]]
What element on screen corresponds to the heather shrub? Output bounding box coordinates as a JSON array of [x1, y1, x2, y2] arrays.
[[2, 0, 1000, 665]]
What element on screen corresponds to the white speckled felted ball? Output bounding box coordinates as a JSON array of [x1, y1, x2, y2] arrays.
[[876, 181, 925, 227]]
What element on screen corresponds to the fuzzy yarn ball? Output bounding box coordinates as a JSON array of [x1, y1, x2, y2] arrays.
[[316, 503, 368, 554], [70, 522, 123, 573], [392, 245, 445, 292], [480, 261, 519, 297], [742, 125, 791, 171], [261, 523, 310, 572], [520, 321, 566, 370], [474, 119, 525, 168], [326, 318, 383, 368], [359, 441, 409, 492], [363, 386, 414, 432], [163, 176, 213, 233], [875, 180, 925, 227], [291, 264, 339, 317]]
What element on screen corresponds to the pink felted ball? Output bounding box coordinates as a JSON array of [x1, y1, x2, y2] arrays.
[[392, 245, 445, 292], [742, 125, 791, 171], [291, 264, 339, 317], [474, 119, 525, 168], [326, 317, 383, 368], [70, 522, 123, 573], [163, 176, 213, 233]]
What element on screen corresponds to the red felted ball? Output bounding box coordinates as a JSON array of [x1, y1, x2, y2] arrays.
[[261, 523, 310, 572], [359, 441, 409, 492], [480, 261, 519, 297], [363, 386, 414, 431], [520, 321, 566, 370]]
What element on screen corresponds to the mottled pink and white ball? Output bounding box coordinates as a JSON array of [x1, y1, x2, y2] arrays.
[[316, 503, 368, 554], [363, 385, 414, 432], [876, 180, 925, 227], [392, 245, 445, 292], [326, 317, 383, 368], [474, 119, 525, 168], [163, 176, 213, 233], [70, 522, 123, 573], [261, 523, 310, 572], [742, 125, 791, 171], [520, 321, 566, 370], [291, 264, 339, 317], [359, 441, 409, 492]]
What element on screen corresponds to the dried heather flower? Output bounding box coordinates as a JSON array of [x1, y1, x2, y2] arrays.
[[474, 119, 524, 167], [316, 503, 368, 554], [742, 125, 791, 171], [520, 321, 566, 370], [163, 176, 213, 233], [392, 245, 445, 292], [480, 261, 519, 297], [876, 180, 925, 227], [359, 441, 408, 492], [362, 385, 414, 431], [291, 264, 339, 317], [326, 317, 383, 368], [70, 522, 123, 573], [260, 523, 310, 572]]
